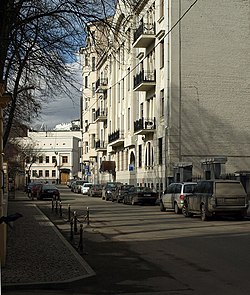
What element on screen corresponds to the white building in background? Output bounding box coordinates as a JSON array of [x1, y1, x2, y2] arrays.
[[80, 0, 250, 193], [18, 130, 82, 184]]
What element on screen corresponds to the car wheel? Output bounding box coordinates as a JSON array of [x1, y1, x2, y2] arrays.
[[174, 202, 181, 214], [201, 204, 209, 221], [182, 203, 192, 217], [160, 201, 166, 212]]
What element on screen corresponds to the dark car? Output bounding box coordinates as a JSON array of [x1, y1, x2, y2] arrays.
[[88, 184, 103, 197], [182, 180, 249, 221], [123, 186, 158, 205], [102, 182, 122, 201], [113, 184, 135, 203], [37, 184, 60, 200]]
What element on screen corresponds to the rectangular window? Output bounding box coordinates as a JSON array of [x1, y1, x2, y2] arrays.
[[39, 156, 43, 163], [85, 56, 88, 66], [46, 156, 49, 163], [62, 156, 68, 164], [39, 170, 43, 177], [160, 40, 164, 68], [138, 145, 142, 168], [52, 170, 56, 177], [52, 156, 56, 163], [32, 156, 37, 163], [32, 170, 37, 177], [92, 57, 95, 71], [45, 170, 49, 177], [92, 82, 96, 96], [128, 108, 131, 130], [158, 138, 163, 165], [85, 76, 88, 88], [160, 89, 164, 117]]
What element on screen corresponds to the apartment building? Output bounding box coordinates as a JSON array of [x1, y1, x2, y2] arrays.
[[80, 0, 250, 192], [17, 129, 82, 184]]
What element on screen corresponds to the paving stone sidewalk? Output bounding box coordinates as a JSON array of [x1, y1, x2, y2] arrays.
[[1, 191, 95, 288]]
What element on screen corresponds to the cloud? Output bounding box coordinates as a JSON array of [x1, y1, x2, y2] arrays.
[[34, 61, 82, 130]]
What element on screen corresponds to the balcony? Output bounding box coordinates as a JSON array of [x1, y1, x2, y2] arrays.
[[108, 130, 124, 147], [134, 117, 156, 135], [95, 140, 107, 152], [133, 70, 156, 91], [133, 22, 156, 48], [95, 78, 108, 93], [95, 108, 107, 122]]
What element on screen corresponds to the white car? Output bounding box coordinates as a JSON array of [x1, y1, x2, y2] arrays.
[[80, 183, 93, 195]]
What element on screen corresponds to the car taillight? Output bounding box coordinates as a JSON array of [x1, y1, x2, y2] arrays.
[[180, 194, 184, 200]]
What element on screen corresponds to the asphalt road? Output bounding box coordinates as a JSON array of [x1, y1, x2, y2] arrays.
[[4, 185, 250, 295]]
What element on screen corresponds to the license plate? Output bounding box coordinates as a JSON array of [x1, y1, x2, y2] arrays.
[[144, 194, 151, 197]]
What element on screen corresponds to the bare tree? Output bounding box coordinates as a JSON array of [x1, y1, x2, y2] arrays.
[[0, 0, 119, 147]]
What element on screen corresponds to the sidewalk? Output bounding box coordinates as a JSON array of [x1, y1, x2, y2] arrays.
[[1, 191, 95, 288]]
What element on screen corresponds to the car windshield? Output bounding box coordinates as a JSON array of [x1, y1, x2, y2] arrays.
[[84, 184, 92, 188], [215, 182, 246, 195], [43, 185, 57, 190], [76, 181, 85, 185]]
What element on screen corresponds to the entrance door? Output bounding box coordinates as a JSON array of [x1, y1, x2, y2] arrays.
[[60, 172, 69, 184]]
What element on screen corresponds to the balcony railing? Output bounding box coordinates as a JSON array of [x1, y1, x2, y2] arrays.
[[108, 129, 124, 146], [133, 22, 156, 48], [95, 140, 107, 151], [95, 78, 108, 92], [133, 70, 156, 91], [134, 117, 156, 135], [95, 108, 107, 122]]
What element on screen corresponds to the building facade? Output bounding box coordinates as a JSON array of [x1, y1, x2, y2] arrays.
[[18, 130, 82, 184], [80, 0, 250, 193]]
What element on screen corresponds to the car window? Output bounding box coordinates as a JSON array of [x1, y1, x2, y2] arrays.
[[215, 182, 245, 195], [175, 184, 182, 193], [183, 184, 196, 193], [167, 184, 175, 193]]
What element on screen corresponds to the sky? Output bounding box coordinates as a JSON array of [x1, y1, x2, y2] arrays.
[[34, 61, 82, 130]]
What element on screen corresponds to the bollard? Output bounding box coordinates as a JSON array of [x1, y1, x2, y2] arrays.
[[55, 197, 58, 214], [52, 198, 54, 212], [70, 219, 74, 241], [86, 207, 90, 225], [73, 211, 77, 233], [59, 201, 62, 217], [68, 204, 71, 222], [78, 224, 83, 253]]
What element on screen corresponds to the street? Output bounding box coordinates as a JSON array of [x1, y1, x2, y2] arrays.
[[4, 185, 250, 295], [56, 186, 250, 295]]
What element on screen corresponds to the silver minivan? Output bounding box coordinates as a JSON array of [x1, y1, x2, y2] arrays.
[[160, 182, 197, 214]]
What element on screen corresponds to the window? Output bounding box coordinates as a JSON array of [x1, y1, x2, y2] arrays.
[[39, 170, 43, 177], [52, 156, 56, 163], [45, 170, 49, 177], [85, 56, 89, 66], [52, 170, 56, 177], [85, 76, 88, 88], [46, 156, 49, 163], [138, 145, 142, 167], [160, 40, 164, 68], [32, 170, 37, 177], [39, 156, 43, 163], [128, 108, 131, 130], [92, 56, 95, 71], [158, 138, 163, 165], [160, 0, 164, 19], [160, 89, 164, 117], [32, 156, 37, 163], [26, 156, 30, 164], [92, 82, 96, 96], [62, 156, 68, 164]]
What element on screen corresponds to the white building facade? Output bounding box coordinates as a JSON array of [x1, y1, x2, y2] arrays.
[[80, 0, 250, 193], [18, 130, 82, 184]]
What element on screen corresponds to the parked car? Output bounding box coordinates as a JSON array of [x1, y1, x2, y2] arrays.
[[66, 179, 75, 188], [123, 186, 158, 205], [88, 184, 103, 197], [182, 180, 249, 221], [72, 180, 87, 193], [102, 182, 122, 201], [37, 184, 60, 200], [81, 183, 93, 195], [160, 182, 197, 214], [113, 184, 135, 203]]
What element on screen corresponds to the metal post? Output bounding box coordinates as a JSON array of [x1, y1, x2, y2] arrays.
[[70, 219, 74, 241], [73, 211, 77, 233], [55, 197, 58, 214], [86, 207, 90, 225], [78, 224, 83, 253], [59, 201, 62, 218], [68, 204, 71, 222], [52, 198, 54, 212]]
